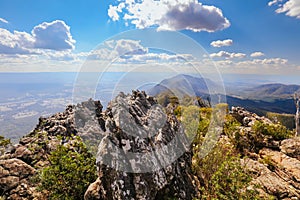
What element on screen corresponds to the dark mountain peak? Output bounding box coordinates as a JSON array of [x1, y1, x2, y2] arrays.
[[149, 74, 218, 97]]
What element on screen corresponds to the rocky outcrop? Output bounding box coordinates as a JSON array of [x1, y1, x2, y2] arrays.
[[230, 106, 272, 127], [231, 106, 300, 199], [0, 91, 197, 200], [242, 145, 300, 199], [0, 104, 80, 199], [280, 137, 300, 160], [84, 91, 197, 200], [1, 97, 300, 200]]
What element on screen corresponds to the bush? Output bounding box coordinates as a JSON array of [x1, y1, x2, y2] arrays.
[[186, 106, 258, 199], [193, 143, 258, 200], [252, 121, 292, 140], [37, 137, 97, 200], [176, 106, 212, 141], [0, 135, 11, 156], [225, 119, 293, 155]]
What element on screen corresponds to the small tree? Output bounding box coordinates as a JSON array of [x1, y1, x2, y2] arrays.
[[37, 137, 97, 200], [294, 93, 300, 137]]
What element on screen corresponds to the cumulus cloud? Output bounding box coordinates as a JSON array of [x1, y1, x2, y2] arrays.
[[0, 28, 34, 54], [269, 0, 300, 19], [84, 39, 196, 66], [84, 39, 148, 61], [108, 0, 230, 32], [250, 52, 265, 57], [210, 39, 233, 47], [32, 20, 76, 50], [0, 20, 75, 55], [113, 39, 148, 56], [0, 18, 8, 24], [210, 51, 246, 59]]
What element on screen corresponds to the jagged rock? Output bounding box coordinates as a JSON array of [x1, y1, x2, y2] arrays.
[[84, 90, 197, 200], [280, 137, 300, 160], [0, 103, 81, 199], [242, 140, 300, 199], [74, 98, 106, 155], [0, 91, 197, 200], [260, 148, 300, 183], [231, 107, 300, 199], [1, 96, 299, 200], [231, 106, 272, 127], [0, 158, 36, 197]]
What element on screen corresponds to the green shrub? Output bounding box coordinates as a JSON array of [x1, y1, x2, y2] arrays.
[[252, 121, 292, 140], [37, 137, 97, 200], [193, 143, 258, 200], [223, 115, 241, 139]]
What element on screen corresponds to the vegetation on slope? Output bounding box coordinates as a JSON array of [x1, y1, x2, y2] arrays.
[[34, 136, 97, 200], [173, 99, 294, 199], [174, 104, 258, 199]]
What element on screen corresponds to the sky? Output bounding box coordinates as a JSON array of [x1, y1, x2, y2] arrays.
[[0, 0, 300, 75]]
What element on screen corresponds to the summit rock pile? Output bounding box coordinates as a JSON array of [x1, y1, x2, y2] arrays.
[[231, 106, 300, 199], [1, 94, 300, 199], [84, 91, 197, 200]]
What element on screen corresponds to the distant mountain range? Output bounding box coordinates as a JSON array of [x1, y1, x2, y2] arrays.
[[148, 74, 297, 115], [241, 83, 300, 100], [148, 74, 219, 97]]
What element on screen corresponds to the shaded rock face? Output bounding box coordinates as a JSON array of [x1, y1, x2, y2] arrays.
[[84, 91, 196, 200]]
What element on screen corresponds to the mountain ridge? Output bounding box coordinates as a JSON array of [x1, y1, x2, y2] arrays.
[[149, 74, 298, 115]]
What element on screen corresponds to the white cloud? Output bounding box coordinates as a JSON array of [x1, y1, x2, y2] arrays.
[[210, 39, 233, 47], [119, 52, 195, 64], [0, 28, 34, 54], [108, 3, 125, 21], [113, 39, 148, 56], [0, 20, 75, 55], [32, 20, 76, 50], [269, 0, 300, 19], [43, 50, 77, 61], [70, 39, 148, 62], [255, 58, 288, 65], [250, 52, 265, 57], [108, 0, 230, 32], [212, 56, 295, 75], [268, 0, 281, 6], [210, 51, 246, 59], [218, 57, 288, 67], [0, 18, 8, 24]]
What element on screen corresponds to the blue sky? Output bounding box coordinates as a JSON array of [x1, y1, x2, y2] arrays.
[[0, 0, 300, 75]]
